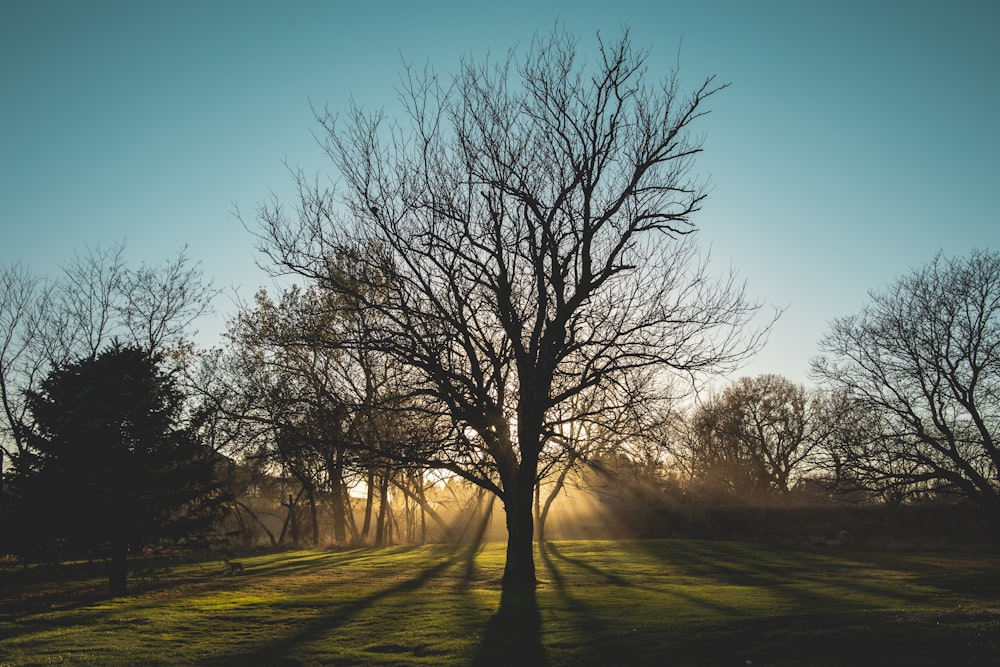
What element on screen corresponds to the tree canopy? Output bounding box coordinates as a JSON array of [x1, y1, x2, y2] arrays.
[[5, 343, 223, 596], [686, 374, 822, 498]]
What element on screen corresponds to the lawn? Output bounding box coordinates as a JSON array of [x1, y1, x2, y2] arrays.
[[1, 539, 998, 666]]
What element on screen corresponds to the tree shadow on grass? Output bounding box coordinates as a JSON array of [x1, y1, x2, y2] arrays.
[[633, 539, 982, 612], [536, 540, 652, 665], [660, 609, 1000, 667], [471, 586, 546, 667], [201, 546, 467, 666], [464, 506, 545, 666], [542, 541, 632, 586], [619, 540, 1000, 666]]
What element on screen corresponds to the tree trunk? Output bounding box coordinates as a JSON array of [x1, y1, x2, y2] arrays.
[[231, 501, 251, 547], [329, 448, 347, 544], [501, 450, 538, 591], [234, 499, 277, 546], [471, 492, 496, 545], [280, 492, 301, 547], [108, 536, 128, 598], [502, 407, 542, 591], [374, 468, 390, 547], [342, 481, 361, 545], [361, 468, 375, 541], [419, 484, 427, 544], [502, 486, 536, 590], [386, 497, 397, 545], [392, 477, 453, 540], [402, 486, 413, 543], [306, 487, 320, 547]]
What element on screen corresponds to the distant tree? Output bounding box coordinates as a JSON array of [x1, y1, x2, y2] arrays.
[[255, 28, 768, 590], [805, 389, 937, 504], [813, 249, 1000, 513], [201, 286, 443, 548], [7, 343, 223, 597], [686, 374, 822, 499]]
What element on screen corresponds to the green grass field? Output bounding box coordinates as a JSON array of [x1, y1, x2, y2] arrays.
[[1, 539, 998, 666]]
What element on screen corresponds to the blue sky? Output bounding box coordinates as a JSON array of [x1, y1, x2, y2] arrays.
[[2, 0, 997, 386]]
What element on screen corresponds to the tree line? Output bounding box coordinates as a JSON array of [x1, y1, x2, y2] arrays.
[[2, 28, 998, 598]]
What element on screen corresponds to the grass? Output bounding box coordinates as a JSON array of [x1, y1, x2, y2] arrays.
[[0, 539, 998, 665]]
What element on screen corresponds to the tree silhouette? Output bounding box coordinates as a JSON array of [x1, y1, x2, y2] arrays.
[[255, 28, 768, 590], [1, 245, 218, 482], [8, 342, 223, 596], [814, 249, 1000, 513], [686, 374, 822, 499]]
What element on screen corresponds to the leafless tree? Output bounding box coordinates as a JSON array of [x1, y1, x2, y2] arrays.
[[0, 264, 49, 466], [814, 249, 1000, 513], [254, 28, 769, 589], [50, 244, 128, 363], [30, 242, 218, 365], [810, 389, 906, 503], [119, 247, 220, 355]]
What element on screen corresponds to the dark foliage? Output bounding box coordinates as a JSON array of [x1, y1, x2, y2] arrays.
[[2, 342, 224, 595]]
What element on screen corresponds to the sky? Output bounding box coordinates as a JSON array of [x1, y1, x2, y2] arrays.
[[2, 0, 998, 387]]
